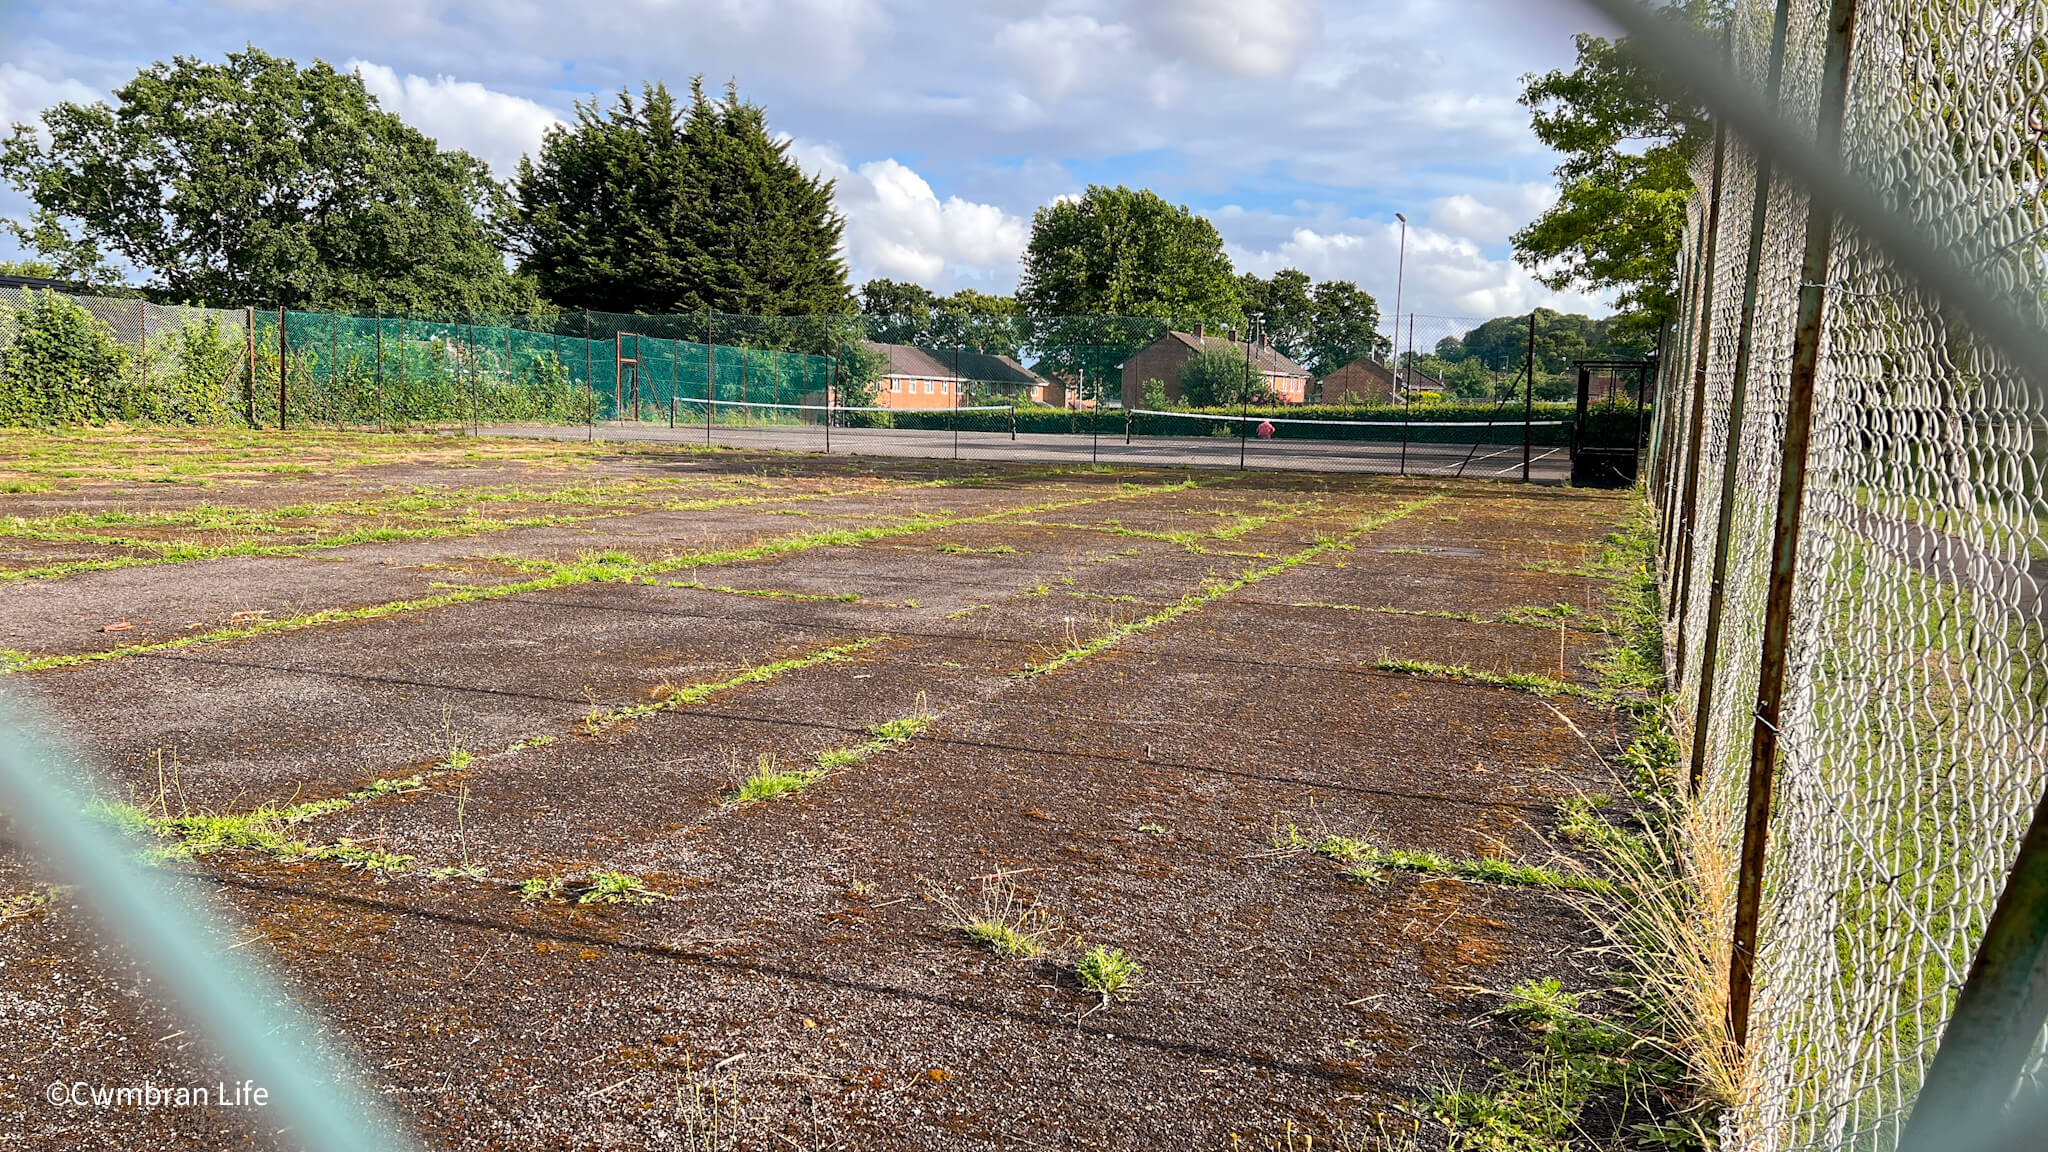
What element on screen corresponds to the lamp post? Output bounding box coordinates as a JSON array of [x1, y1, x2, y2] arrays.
[[1391, 213, 1408, 392]]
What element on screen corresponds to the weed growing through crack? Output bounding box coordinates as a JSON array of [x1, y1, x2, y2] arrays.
[[1358, 846, 1612, 895], [579, 870, 662, 904], [314, 839, 414, 876], [1075, 945, 1140, 1002], [1371, 656, 1581, 699], [937, 543, 1017, 555], [1022, 496, 1445, 677], [936, 878, 1055, 959], [518, 877, 563, 902], [584, 637, 888, 734], [1, 885, 66, 924], [730, 756, 826, 805], [815, 706, 932, 770]]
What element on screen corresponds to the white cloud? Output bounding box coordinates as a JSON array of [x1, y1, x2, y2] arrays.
[[349, 60, 563, 176], [1226, 214, 1612, 323], [1427, 184, 1555, 246], [1132, 0, 1318, 78], [0, 62, 101, 133], [789, 141, 1029, 289], [996, 14, 1134, 106]]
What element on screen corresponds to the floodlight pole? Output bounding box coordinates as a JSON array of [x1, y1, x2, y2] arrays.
[[1390, 213, 1407, 373]]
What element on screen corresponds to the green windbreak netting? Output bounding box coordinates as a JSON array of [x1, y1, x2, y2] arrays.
[[253, 311, 839, 427]]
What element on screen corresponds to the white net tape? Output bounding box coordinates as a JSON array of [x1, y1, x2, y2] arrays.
[[1661, 2, 2048, 1149]]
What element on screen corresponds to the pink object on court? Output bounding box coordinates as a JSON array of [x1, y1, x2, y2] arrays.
[[1256, 420, 1275, 439]]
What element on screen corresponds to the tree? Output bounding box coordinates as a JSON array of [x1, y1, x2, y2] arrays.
[[514, 79, 850, 317], [0, 48, 537, 313], [1513, 3, 1717, 326], [1237, 268, 1313, 358], [859, 278, 939, 343], [1017, 185, 1240, 330], [1303, 280, 1388, 374], [0, 258, 59, 279], [860, 280, 1023, 355]]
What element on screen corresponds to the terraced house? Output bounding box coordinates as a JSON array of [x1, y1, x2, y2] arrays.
[[1117, 327, 1313, 410], [861, 342, 1059, 410]]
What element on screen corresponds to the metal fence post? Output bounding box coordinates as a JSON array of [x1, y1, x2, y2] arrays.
[[244, 307, 255, 427], [1671, 119, 1730, 682], [1728, 0, 1860, 1052], [1688, 0, 1795, 795], [277, 305, 287, 430]]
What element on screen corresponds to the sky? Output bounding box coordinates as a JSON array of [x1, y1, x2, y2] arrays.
[[0, 0, 1621, 323]]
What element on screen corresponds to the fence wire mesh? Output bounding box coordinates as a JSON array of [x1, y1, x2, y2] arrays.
[[0, 288, 1634, 480], [1655, 1, 2048, 1148]]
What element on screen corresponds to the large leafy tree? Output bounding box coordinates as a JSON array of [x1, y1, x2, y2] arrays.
[[858, 279, 1022, 354], [1017, 185, 1241, 324], [1237, 268, 1313, 356], [514, 79, 850, 316], [1303, 280, 1389, 373], [1235, 268, 1387, 373], [1017, 185, 1239, 390], [0, 48, 537, 313], [1513, 3, 1718, 325]]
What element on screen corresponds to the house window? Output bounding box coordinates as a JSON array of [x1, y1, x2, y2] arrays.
[[924, 380, 933, 394], [940, 381, 949, 395], [890, 379, 900, 393]]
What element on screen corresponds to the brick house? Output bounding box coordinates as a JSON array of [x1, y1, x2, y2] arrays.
[[860, 342, 1056, 410], [1318, 356, 1447, 405], [1118, 327, 1311, 409]]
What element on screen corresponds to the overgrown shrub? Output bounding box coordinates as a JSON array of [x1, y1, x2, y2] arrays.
[[0, 290, 131, 424], [137, 317, 242, 425]]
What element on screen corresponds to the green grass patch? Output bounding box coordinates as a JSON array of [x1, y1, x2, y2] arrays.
[[937, 542, 1017, 555], [1371, 657, 1581, 698], [586, 637, 888, 734], [729, 757, 828, 805], [1075, 945, 1141, 1002]]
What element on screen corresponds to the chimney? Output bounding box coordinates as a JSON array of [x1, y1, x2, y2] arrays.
[[1195, 322, 1205, 340]]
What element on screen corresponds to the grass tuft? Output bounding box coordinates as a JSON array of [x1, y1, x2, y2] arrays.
[[1075, 945, 1141, 1002], [937, 878, 1054, 959], [577, 870, 662, 904], [729, 756, 826, 805]]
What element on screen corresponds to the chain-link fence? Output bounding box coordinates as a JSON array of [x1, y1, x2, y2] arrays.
[[0, 287, 1643, 480], [1648, 0, 2048, 1149]]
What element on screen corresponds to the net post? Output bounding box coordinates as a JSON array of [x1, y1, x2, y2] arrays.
[[1240, 325, 1251, 471], [1689, 0, 1796, 797], [1089, 344, 1099, 464], [1401, 312, 1414, 477], [1672, 119, 1731, 684], [277, 305, 287, 430], [375, 315, 384, 431], [1521, 311, 1534, 482], [1728, 0, 1860, 1055]]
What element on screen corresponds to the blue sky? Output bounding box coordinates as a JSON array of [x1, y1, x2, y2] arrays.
[[0, 0, 1621, 321]]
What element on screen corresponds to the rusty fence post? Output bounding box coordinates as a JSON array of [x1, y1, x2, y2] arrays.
[[277, 306, 287, 430], [1728, 0, 1860, 1053], [1671, 117, 1729, 688], [1688, 0, 1796, 796]]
